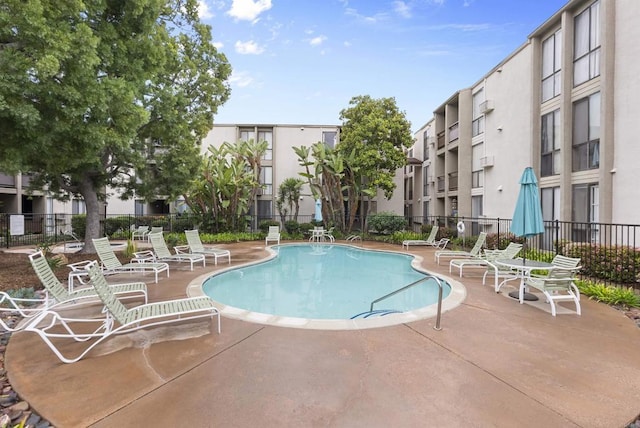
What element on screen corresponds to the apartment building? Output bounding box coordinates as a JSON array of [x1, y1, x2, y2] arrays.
[[5, 0, 635, 235], [201, 124, 405, 223], [409, 0, 639, 241]]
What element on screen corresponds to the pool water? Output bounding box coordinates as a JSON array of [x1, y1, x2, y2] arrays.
[[202, 244, 451, 320]]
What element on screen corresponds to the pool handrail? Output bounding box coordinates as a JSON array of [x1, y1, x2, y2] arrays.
[[369, 274, 444, 331]]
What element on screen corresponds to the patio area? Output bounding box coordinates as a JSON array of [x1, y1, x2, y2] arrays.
[[5, 241, 640, 427]]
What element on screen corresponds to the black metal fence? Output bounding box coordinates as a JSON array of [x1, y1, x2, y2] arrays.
[[2, 212, 639, 288]]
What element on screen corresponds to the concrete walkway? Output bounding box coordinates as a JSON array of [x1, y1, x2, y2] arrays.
[[6, 241, 640, 427]]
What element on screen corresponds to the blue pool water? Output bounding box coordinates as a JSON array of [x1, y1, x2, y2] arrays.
[[202, 244, 451, 320]]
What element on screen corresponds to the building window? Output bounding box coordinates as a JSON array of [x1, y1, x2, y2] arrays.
[[572, 92, 600, 171], [541, 187, 560, 222], [423, 165, 429, 197], [258, 129, 273, 161], [422, 130, 430, 160], [135, 199, 144, 216], [422, 201, 429, 222], [574, 1, 600, 86], [322, 131, 337, 148], [542, 29, 562, 102], [257, 200, 272, 221], [541, 186, 560, 250], [72, 199, 86, 215], [239, 128, 255, 144], [471, 195, 483, 235], [260, 166, 273, 195], [405, 148, 414, 174], [572, 183, 599, 242], [541, 109, 561, 177], [472, 89, 485, 137], [471, 144, 484, 189]]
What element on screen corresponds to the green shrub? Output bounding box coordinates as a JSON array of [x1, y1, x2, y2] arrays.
[[258, 219, 280, 234], [485, 232, 524, 250], [71, 214, 87, 238], [576, 279, 640, 308], [367, 212, 407, 234], [284, 220, 300, 234], [104, 216, 132, 237], [299, 223, 314, 234], [3, 287, 38, 307], [563, 242, 640, 284]]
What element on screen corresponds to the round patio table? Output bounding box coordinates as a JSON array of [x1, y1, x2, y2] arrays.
[[495, 259, 554, 302]]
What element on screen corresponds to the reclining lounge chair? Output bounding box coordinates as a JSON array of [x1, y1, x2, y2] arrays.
[[0, 251, 147, 332], [402, 226, 448, 250], [23, 261, 220, 363], [93, 237, 170, 283], [179, 230, 231, 265]]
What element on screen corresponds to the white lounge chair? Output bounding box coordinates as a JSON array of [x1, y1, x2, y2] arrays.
[[93, 237, 170, 283], [131, 225, 150, 241], [435, 232, 487, 265], [265, 226, 281, 245], [522, 255, 582, 316], [179, 230, 231, 265], [402, 226, 448, 250], [449, 242, 523, 281], [147, 232, 206, 270], [0, 251, 147, 332], [147, 226, 164, 241], [23, 261, 220, 363]]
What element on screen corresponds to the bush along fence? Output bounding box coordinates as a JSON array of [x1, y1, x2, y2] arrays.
[[1, 212, 639, 289]]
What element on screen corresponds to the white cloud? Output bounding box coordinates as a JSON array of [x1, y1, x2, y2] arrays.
[[393, 1, 412, 18], [198, 0, 214, 19], [235, 40, 265, 54], [229, 71, 254, 88], [428, 23, 491, 31], [227, 0, 272, 22], [213, 41, 224, 49], [309, 35, 327, 46]]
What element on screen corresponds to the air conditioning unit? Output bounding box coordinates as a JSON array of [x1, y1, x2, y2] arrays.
[[428, 137, 436, 147], [480, 155, 494, 168], [479, 100, 494, 114], [255, 188, 263, 195]]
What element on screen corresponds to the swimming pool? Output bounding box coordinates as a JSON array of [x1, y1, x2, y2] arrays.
[[197, 244, 466, 330]]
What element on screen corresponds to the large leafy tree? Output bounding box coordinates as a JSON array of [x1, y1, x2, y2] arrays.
[[295, 95, 413, 232], [275, 177, 305, 225], [183, 140, 267, 233], [0, 0, 231, 252], [338, 95, 413, 230]]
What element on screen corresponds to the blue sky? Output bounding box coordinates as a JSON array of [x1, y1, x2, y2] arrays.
[[200, 0, 568, 132]]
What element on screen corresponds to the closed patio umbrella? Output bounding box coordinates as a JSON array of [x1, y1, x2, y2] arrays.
[[508, 167, 545, 300], [314, 198, 323, 222]]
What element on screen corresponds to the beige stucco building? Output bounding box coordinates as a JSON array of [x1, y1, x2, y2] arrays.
[[409, 0, 638, 241], [2, 0, 637, 237]]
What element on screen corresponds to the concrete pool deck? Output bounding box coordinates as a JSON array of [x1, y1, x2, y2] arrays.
[[5, 241, 640, 427]]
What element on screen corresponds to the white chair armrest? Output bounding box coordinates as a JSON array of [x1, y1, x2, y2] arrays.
[[174, 245, 191, 255], [132, 250, 156, 263], [67, 260, 94, 272]]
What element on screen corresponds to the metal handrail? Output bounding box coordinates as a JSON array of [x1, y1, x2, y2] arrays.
[[369, 274, 445, 331]]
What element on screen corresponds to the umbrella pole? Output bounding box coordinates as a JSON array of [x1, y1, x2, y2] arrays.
[[508, 238, 539, 301]]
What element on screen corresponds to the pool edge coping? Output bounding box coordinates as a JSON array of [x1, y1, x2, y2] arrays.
[[186, 242, 467, 330]]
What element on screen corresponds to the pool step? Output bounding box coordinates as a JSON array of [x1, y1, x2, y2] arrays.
[[350, 309, 403, 319]]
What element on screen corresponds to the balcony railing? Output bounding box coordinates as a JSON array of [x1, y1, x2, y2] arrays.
[[436, 176, 445, 192], [437, 132, 445, 149], [448, 171, 458, 191], [0, 174, 16, 188], [448, 122, 459, 143]]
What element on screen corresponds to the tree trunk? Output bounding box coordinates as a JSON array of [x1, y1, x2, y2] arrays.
[[77, 179, 101, 254]]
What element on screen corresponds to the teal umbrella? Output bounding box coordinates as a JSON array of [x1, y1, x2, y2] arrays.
[[510, 167, 544, 239], [508, 167, 545, 300], [314, 198, 323, 222]]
